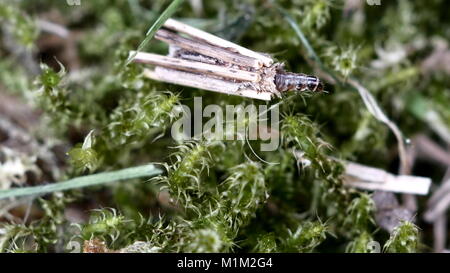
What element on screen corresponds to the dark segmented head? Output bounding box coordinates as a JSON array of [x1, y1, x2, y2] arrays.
[[303, 76, 324, 92]]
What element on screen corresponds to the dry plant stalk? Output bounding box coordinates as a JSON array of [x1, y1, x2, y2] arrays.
[[294, 150, 431, 195], [424, 175, 450, 222], [424, 168, 450, 252], [131, 19, 324, 101], [343, 161, 431, 195]]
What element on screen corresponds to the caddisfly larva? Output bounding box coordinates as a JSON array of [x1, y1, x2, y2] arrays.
[[131, 18, 325, 101]]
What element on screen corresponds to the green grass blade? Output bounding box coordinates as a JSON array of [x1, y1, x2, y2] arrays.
[[274, 4, 322, 65], [125, 0, 185, 66], [273, 2, 339, 84], [0, 164, 163, 200]]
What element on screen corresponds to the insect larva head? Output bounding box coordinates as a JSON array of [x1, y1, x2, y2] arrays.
[[306, 77, 323, 92]]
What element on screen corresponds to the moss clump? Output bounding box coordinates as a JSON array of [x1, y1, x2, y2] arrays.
[[1, 0, 446, 253]]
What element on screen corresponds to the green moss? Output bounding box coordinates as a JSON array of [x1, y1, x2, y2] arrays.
[[384, 221, 419, 253], [1, 0, 449, 253]]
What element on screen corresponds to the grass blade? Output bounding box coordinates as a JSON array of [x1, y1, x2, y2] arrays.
[[125, 0, 185, 66], [273, 3, 339, 84], [274, 4, 322, 65], [0, 164, 163, 200]]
